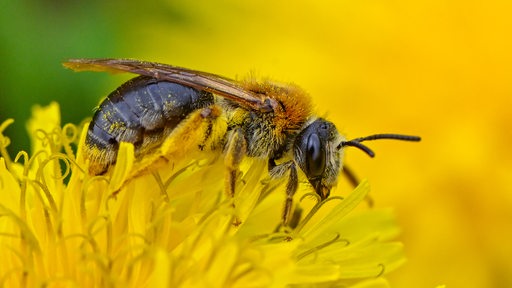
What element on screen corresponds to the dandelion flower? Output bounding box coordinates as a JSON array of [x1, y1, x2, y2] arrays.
[[0, 103, 405, 287]]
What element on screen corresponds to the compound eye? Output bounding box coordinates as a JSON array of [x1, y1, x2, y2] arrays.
[[306, 133, 326, 177]]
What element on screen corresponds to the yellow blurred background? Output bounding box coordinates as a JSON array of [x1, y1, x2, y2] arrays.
[[1, 0, 511, 287]]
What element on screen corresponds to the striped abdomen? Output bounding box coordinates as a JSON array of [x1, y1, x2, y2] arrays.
[[85, 76, 214, 174]]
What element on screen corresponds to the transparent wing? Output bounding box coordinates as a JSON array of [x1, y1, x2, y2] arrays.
[[63, 58, 273, 111]]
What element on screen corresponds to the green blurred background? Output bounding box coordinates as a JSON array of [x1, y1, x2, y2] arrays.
[[2, 0, 512, 287]]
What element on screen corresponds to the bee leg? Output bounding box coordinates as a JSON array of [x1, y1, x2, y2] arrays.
[[269, 161, 298, 227], [224, 128, 247, 198], [283, 163, 299, 227], [288, 205, 303, 230]]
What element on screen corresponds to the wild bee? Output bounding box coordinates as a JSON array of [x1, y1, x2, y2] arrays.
[[64, 58, 420, 225]]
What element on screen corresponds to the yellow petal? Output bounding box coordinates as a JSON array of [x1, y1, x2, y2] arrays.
[[148, 248, 171, 288], [109, 141, 135, 193], [26, 102, 61, 154]]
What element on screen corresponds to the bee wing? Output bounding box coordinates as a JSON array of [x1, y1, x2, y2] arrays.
[[63, 58, 273, 112]]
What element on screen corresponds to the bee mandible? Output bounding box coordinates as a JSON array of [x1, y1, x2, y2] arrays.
[[64, 58, 420, 226]]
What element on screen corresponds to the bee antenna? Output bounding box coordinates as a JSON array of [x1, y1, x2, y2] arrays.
[[338, 134, 421, 158], [339, 141, 376, 157]]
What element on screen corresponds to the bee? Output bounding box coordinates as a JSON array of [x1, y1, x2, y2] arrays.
[[64, 58, 420, 226]]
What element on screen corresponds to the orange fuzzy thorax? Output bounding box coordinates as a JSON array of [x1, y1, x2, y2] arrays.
[[242, 78, 313, 132]]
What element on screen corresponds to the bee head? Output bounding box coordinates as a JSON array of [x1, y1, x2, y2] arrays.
[[295, 119, 421, 200], [294, 119, 342, 200]]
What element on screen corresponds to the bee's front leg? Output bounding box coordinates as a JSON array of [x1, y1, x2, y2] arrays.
[[224, 128, 247, 198], [268, 160, 298, 227]]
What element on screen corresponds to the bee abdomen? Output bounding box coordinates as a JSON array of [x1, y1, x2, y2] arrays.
[[85, 76, 214, 174]]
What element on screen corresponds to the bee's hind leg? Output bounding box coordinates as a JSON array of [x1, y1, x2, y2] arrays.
[[268, 160, 298, 228], [224, 128, 247, 198]]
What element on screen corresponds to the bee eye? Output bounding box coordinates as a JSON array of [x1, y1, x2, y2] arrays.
[[306, 133, 326, 177]]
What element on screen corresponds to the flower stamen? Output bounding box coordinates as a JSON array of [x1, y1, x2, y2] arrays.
[[296, 232, 350, 261], [294, 196, 345, 233]]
